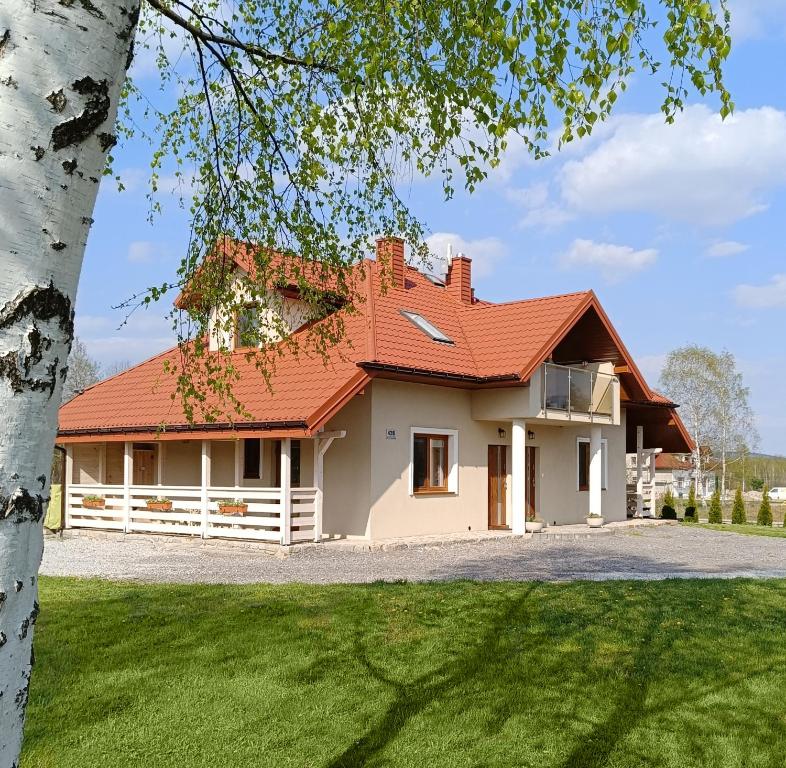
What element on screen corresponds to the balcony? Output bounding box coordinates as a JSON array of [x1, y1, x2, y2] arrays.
[[541, 363, 616, 419]]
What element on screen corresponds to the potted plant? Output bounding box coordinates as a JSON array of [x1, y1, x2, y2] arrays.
[[586, 513, 604, 528], [146, 496, 172, 512], [82, 494, 105, 510], [217, 498, 248, 516], [525, 511, 545, 532]]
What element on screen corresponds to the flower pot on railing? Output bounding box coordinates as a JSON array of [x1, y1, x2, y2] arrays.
[[218, 501, 248, 517], [146, 498, 173, 512], [82, 496, 105, 510]]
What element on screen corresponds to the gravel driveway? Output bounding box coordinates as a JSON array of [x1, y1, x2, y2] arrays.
[[40, 526, 786, 583]]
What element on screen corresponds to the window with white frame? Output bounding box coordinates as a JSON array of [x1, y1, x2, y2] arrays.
[[409, 428, 458, 495], [577, 437, 608, 492]]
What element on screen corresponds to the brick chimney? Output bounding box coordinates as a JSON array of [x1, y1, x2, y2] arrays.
[[445, 254, 472, 303], [376, 236, 405, 288]]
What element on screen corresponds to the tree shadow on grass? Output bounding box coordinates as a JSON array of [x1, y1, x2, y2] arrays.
[[324, 583, 544, 768]]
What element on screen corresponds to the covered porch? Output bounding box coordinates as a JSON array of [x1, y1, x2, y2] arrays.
[[62, 433, 344, 544]]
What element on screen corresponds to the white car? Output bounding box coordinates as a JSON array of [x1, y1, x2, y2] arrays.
[[769, 487, 786, 501]]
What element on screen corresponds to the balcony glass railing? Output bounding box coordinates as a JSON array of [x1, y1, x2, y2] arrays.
[[542, 363, 616, 417]]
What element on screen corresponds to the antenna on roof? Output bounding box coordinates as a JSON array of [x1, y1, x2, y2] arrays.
[[446, 242, 453, 261]]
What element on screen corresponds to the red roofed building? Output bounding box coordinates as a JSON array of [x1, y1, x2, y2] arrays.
[[58, 237, 692, 543]]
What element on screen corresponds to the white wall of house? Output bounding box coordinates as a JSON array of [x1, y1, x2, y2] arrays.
[[367, 379, 506, 539], [322, 387, 373, 538], [64, 379, 628, 540], [207, 270, 311, 351]]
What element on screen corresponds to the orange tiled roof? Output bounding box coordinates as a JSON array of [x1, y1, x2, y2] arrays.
[[58, 250, 672, 440]]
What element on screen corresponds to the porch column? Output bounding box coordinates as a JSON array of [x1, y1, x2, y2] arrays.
[[123, 441, 133, 533], [511, 419, 527, 534], [280, 438, 291, 545], [157, 442, 165, 486], [98, 442, 106, 484], [64, 445, 73, 529], [635, 426, 644, 517], [589, 425, 603, 518], [313, 438, 323, 543], [200, 440, 211, 538], [234, 439, 242, 488]]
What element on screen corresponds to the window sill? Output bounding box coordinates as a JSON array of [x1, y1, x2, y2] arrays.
[[412, 490, 455, 497]]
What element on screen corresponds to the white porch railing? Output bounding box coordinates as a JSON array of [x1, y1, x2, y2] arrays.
[[65, 484, 319, 544]]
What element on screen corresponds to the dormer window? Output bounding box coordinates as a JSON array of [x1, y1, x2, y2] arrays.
[[401, 310, 453, 344], [235, 303, 259, 349]]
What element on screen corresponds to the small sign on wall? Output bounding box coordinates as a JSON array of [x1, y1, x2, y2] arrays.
[[385, 428, 397, 440]]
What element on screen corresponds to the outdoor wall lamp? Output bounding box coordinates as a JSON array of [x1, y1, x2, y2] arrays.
[[498, 428, 506, 439], [528, 430, 535, 440]]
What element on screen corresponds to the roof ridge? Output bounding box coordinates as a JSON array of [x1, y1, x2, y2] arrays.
[[468, 289, 592, 309]]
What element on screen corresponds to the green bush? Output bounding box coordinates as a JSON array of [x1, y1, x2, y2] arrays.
[[731, 486, 746, 525], [758, 488, 773, 527], [708, 489, 723, 524], [660, 505, 677, 520], [661, 489, 675, 514], [683, 505, 697, 522], [687, 483, 697, 513], [750, 477, 764, 492]]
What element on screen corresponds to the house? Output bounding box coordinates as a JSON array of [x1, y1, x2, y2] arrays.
[[57, 237, 693, 544]]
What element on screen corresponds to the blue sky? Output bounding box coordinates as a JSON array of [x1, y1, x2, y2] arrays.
[[76, 0, 786, 455]]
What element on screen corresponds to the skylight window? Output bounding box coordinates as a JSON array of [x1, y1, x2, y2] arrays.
[[401, 310, 454, 344]]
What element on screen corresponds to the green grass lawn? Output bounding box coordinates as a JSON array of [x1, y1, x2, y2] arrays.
[[697, 522, 786, 539], [23, 577, 786, 768]]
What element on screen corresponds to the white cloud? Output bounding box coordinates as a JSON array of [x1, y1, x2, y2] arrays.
[[128, 241, 156, 263], [734, 274, 786, 308], [727, 0, 786, 41], [560, 238, 657, 283], [505, 183, 573, 230], [424, 232, 508, 279], [704, 240, 750, 258], [558, 105, 786, 226], [75, 310, 176, 368]]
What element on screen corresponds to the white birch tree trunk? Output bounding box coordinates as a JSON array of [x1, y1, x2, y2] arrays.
[[0, 3, 139, 765]]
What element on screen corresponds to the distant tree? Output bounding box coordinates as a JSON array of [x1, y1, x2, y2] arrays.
[[660, 347, 721, 501], [708, 350, 758, 498], [757, 488, 773, 527], [749, 477, 765, 492], [102, 360, 134, 379], [660, 346, 758, 501], [731, 486, 746, 525], [684, 484, 698, 522], [708, 489, 723, 524], [61, 338, 101, 403]]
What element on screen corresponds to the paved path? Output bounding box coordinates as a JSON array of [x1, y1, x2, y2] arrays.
[[40, 526, 786, 584]]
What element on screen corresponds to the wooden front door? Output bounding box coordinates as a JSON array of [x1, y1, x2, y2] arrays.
[[526, 446, 537, 520], [488, 445, 508, 529], [133, 448, 156, 485]]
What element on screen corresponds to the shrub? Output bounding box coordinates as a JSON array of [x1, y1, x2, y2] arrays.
[[661, 489, 675, 514], [731, 487, 746, 525], [687, 483, 697, 512], [660, 505, 677, 520], [758, 487, 773, 527], [708, 489, 723, 524], [683, 505, 697, 522]]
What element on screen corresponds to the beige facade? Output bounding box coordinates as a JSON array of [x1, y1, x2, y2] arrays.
[[65, 377, 629, 541], [318, 378, 628, 539]]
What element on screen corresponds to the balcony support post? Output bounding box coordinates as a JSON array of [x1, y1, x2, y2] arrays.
[[635, 426, 644, 517], [589, 425, 603, 518], [511, 419, 527, 534]]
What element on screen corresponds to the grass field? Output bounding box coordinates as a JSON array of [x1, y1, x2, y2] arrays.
[[697, 522, 786, 539], [23, 577, 786, 768]]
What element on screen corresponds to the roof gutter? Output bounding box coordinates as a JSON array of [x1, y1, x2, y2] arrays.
[[358, 361, 520, 384], [57, 419, 309, 438]]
